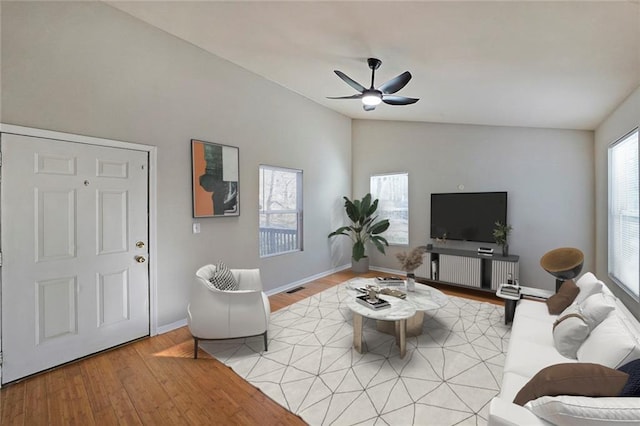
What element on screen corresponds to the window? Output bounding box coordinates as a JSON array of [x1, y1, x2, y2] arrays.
[[608, 128, 639, 297], [259, 165, 303, 257], [370, 173, 409, 245]]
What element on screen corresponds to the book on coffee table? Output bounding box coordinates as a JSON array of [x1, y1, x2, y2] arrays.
[[375, 276, 405, 285], [355, 294, 391, 310]]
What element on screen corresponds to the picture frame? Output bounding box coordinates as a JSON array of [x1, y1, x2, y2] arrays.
[[191, 139, 239, 217]]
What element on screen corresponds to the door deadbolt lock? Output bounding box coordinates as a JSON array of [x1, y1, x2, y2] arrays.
[[135, 255, 146, 263], [136, 241, 145, 249]]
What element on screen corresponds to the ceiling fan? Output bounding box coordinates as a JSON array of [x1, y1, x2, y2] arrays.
[[328, 58, 419, 111]]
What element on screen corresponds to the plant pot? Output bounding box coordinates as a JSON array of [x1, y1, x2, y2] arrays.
[[502, 244, 509, 257], [351, 257, 369, 273]]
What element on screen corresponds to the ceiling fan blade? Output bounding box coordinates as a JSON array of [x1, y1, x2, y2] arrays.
[[382, 95, 419, 105], [326, 94, 363, 100], [334, 70, 366, 93], [363, 104, 376, 111], [377, 71, 412, 94]]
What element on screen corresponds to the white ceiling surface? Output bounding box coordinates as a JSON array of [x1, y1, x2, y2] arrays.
[[107, 1, 640, 130]]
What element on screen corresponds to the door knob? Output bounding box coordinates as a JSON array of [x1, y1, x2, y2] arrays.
[[135, 255, 146, 263], [136, 241, 145, 249]]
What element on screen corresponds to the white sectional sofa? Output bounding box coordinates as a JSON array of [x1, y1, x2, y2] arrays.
[[489, 272, 640, 426]]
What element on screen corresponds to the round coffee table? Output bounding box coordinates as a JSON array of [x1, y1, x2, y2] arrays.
[[346, 294, 415, 358], [346, 278, 449, 340]]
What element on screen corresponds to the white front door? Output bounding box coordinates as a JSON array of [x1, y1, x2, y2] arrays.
[[1, 133, 150, 383]]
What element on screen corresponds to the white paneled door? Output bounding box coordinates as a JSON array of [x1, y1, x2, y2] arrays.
[[1, 133, 150, 383]]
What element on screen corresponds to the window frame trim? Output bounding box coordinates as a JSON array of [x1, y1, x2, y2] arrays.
[[607, 126, 640, 300], [259, 164, 303, 258], [370, 171, 409, 247]]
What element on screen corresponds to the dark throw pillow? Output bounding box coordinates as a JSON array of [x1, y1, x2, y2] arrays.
[[209, 261, 239, 291], [546, 280, 580, 315], [513, 363, 629, 406], [618, 359, 640, 397]]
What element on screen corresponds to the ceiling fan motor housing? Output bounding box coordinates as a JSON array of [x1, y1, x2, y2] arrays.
[[367, 58, 382, 70]]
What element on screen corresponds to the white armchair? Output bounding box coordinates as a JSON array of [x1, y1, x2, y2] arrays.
[[187, 264, 271, 358]]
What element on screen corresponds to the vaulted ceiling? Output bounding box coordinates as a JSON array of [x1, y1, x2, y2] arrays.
[[108, 1, 640, 130]]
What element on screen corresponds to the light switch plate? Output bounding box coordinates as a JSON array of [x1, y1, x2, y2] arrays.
[[193, 222, 201, 234]]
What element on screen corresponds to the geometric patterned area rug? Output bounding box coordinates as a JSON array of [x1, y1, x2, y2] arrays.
[[201, 281, 511, 425]]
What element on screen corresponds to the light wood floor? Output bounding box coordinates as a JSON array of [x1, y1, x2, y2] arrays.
[[0, 270, 500, 425]]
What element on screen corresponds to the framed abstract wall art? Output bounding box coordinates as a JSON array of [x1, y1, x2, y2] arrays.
[[191, 139, 239, 217]]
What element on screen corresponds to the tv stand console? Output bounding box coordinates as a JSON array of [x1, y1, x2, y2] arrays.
[[419, 246, 519, 293]]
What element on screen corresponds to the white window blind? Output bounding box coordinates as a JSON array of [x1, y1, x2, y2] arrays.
[[608, 129, 639, 297], [370, 173, 409, 245], [259, 165, 303, 257]]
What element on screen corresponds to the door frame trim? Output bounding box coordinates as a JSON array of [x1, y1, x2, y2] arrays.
[[0, 123, 159, 337]]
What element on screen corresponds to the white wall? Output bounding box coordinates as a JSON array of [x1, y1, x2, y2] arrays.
[[595, 86, 640, 316], [353, 120, 594, 291], [1, 1, 352, 327]]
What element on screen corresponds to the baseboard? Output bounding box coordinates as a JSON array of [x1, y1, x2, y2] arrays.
[[156, 318, 187, 335], [264, 264, 351, 296], [370, 265, 406, 276]]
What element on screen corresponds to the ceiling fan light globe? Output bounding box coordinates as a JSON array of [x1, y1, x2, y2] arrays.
[[362, 94, 382, 106]]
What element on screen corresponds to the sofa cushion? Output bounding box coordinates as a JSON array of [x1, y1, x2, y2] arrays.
[[578, 292, 616, 329], [526, 395, 640, 426], [208, 261, 239, 291], [504, 300, 573, 377], [504, 338, 574, 378], [575, 272, 604, 305], [577, 313, 640, 369], [553, 310, 589, 359], [513, 363, 628, 406], [516, 298, 557, 322], [546, 280, 579, 314], [551, 294, 615, 360], [618, 359, 640, 397]]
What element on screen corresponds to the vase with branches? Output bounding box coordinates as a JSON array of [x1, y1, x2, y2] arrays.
[[396, 246, 427, 291]]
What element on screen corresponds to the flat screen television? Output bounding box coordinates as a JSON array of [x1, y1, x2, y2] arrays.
[[430, 192, 507, 243]]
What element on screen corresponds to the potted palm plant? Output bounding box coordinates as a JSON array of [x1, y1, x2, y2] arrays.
[[328, 193, 390, 272]]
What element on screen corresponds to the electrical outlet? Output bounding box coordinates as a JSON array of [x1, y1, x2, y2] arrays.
[[193, 222, 201, 234]]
